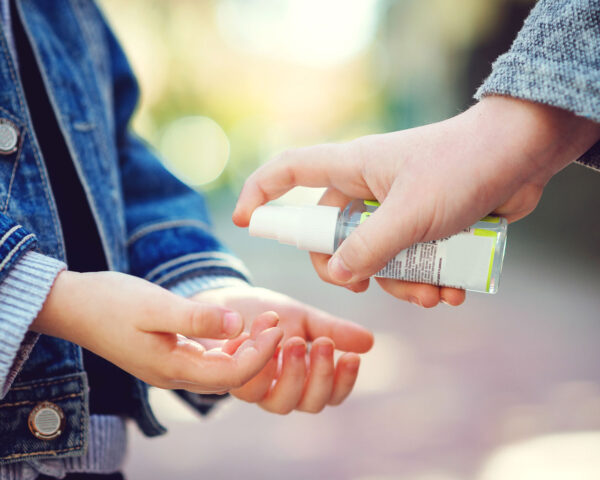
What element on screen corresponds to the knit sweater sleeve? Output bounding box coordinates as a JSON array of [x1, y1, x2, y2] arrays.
[[475, 0, 600, 171]]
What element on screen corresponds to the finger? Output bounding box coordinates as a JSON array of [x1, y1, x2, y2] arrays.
[[440, 287, 466, 306], [229, 312, 281, 400], [222, 333, 250, 356], [328, 353, 361, 406], [326, 185, 422, 283], [318, 186, 353, 210], [303, 305, 374, 353], [374, 277, 441, 308], [231, 355, 278, 403], [310, 188, 362, 288], [258, 337, 307, 414], [493, 182, 544, 223], [140, 294, 244, 339], [296, 338, 335, 413], [311, 187, 372, 291], [310, 251, 370, 292], [250, 311, 280, 338], [169, 326, 283, 390], [233, 144, 372, 227]]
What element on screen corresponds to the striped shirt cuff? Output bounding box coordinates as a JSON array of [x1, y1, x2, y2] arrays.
[[0, 251, 66, 397], [167, 274, 249, 298]]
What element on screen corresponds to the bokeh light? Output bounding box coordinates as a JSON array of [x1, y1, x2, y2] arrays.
[[158, 116, 230, 187], [216, 0, 381, 67]]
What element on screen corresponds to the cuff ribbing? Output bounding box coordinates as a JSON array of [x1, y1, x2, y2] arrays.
[[167, 274, 249, 298], [0, 251, 66, 396]]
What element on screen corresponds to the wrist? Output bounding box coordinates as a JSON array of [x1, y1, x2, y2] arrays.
[[31, 270, 83, 342], [467, 96, 600, 183]]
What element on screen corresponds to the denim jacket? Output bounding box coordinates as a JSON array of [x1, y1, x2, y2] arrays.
[[0, 0, 249, 468]]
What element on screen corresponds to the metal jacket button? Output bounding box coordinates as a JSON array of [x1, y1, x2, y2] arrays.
[[0, 119, 19, 154], [28, 401, 65, 440]]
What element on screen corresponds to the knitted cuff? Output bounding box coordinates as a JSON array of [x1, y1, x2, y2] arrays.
[[166, 274, 249, 298], [0, 251, 66, 397]]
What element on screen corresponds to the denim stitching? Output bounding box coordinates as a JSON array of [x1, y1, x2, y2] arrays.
[[127, 219, 212, 246], [0, 391, 82, 409], [0, 9, 65, 259], [0, 225, 21, 248], [64, 0, 122, 270], [2, 446, 82, 461], [0, 107, 25, 214], [153, 260, 250, 286], [10, 377, 80, 391], [144, 251, 247, 281], [0, 233, 35, 270], [2, 133, 24, 214]]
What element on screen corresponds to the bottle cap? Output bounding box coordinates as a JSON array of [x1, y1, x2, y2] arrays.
[[249, 205, 341, 254]]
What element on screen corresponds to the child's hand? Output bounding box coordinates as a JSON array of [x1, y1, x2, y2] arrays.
[[32, 271, 283, 394], [233, 96, 600, 306], [192, 286, 374, 413]]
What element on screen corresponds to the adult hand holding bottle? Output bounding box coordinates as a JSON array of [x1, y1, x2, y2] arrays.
[[234, 97, 600, 307]]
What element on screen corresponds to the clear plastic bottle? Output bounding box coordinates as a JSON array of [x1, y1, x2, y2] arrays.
[[249, 199, 507, 293]]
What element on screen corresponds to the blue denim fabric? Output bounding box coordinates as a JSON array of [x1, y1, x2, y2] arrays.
[[0, 0, 249, 465]]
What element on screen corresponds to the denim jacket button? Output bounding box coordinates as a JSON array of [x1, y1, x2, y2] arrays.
[[0, 118, 18, 154], [28, 401, 66, 440]]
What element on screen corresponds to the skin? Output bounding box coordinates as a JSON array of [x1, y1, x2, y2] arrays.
[[32, 271, 373, 412], [233, 96, 600, 307], [193, 285, 373, 413]]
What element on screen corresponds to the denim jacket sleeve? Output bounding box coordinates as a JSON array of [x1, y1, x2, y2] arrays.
[[475, 0, 600, 171], [106, 15, 251, 290], [0, 214, 65, 396]]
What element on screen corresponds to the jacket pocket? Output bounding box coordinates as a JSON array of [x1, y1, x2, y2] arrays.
[[0, 373, 88, 465]]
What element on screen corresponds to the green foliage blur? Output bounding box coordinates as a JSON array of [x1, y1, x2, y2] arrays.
[[99, 0, 535, 194]]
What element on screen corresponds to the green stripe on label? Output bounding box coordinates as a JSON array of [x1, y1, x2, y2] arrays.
[[481, 215, 500, 223], [360, 212, 371, 224], [474, 229, 497, 237], [485, 245, 495, 292], [364, 200, 380, 207]]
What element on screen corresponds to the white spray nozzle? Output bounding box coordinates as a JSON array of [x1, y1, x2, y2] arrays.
[[249, 204, 341, 254]]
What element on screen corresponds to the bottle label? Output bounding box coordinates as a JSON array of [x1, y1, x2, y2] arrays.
[[375, 227, 498, 292]]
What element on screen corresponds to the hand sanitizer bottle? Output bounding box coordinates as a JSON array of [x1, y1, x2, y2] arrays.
[[249, 200, 507, 293]]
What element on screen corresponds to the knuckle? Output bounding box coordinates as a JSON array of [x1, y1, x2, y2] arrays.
[[187, 305, 217, 337]]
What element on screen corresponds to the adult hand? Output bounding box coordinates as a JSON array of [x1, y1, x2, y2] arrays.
[[233, 96, 600, 306]]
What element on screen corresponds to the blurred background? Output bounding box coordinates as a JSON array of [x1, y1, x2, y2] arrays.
[[98, 0, 600, 478]]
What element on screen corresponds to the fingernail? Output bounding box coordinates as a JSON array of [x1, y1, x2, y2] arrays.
[[440, 298, 449, 305], [318, 343, 334, 356], [328, 256, 353, 283], [346, 356, 360, 372], [223, 311, 242, 335], [408, 296, 422, 307], [291, 343, 306, 358]]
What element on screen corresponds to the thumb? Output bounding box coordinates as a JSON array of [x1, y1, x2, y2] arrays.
[[140, 294, 244, 339], [328, 191, 417, 283]]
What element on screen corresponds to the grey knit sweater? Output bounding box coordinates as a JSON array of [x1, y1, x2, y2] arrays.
[[476, 0, 600, 171]]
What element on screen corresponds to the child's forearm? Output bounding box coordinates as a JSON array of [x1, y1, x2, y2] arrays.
[[31, 270, 283, 394]]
